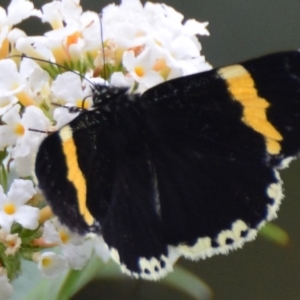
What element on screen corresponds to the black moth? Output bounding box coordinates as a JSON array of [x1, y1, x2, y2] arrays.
[[35, 51, 300, 279]]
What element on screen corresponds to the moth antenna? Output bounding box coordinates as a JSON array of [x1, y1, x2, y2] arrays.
[[8, 54, 96, 88], [28, 128, 50, 134], [99, 13, 108, 84], [81, 94, 92, 109], [51, 102, 85, 113]]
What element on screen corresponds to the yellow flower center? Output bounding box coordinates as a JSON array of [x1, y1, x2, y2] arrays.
[[0, 38, 9, 60], [153, 58, 167, 71], [153, 58, 170, 79], [59, 229, 70, 244], [8, 240, 16, 248], [76, 99, 89, 109], [67, 32, 81, 47], [41, 257, 52, 268], [16, 91, 36, 107], [135, 66, 145, 77], [14, 123, 25, 136], [129, 45, 144, 56], [50, 19, 64, 30], [4, 203, 16, 215]]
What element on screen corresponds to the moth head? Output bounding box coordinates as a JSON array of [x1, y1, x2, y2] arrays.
[[91, 84, 129, 107]]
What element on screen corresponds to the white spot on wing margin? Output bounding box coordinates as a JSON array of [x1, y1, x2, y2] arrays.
[[266, 170, 284, 221], [109, 247, 176, 280], [177, 220, 257, 260]]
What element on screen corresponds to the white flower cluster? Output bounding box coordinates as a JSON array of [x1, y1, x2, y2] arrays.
[[0, 0, 210, 298]]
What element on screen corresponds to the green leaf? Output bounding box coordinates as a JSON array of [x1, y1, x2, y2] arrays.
[[259, 222, 290, 246], [162, 265, 212, 300], [0, 162, 8, 192], [55, 256, 110, 300]]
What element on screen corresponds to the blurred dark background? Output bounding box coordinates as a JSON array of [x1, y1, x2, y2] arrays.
[[9, 0, 300, 299]]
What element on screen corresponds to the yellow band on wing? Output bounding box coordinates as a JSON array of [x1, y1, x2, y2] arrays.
[[59, 126, 94, 226], [218, 65, 282, 155]]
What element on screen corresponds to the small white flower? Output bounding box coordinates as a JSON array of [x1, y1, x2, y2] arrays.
[[0, 228, 22, 256], [41, 0, 82, 30], [0, 104, 22, 150], [51, 72, 93, 109], [0, 58, 50, 107], [62, 239, 94, 270], [39, 0, 101, 64], [36, 252, 68, 278], [110, 72, 135, 89], [0, 179, 38, 232], [0, 104, 49, 152], [0, 104, 50, 176], [51, 72, 96, 127], [1, 0, 41, 27], [0, 268, 13, 300], [0, 59, 25, 98], [42, 219, 93, 270], [43, 219, 84, 246], [123, 49, 164, 92]]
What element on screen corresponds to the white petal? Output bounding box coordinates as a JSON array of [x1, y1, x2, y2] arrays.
[[42, 220, 61, 244], [0, 186, 6, 205], [183, 20, 210, 36], [51, 72, 84, 104], [122, 51, 136, 72], [0, 212, 14, 232], [21, 106, 50, 147], [14, 205, 39, 229], [11, 137, 31, 158], [41, 1, 63, 27], [0, 97, 18, 116], [121, 0, 143, 11], [0, 272, 13, 300], [0, 7, 7, 27], [14, 154, 34, 177], [62, 244, 89, 270], [7, 28, 26, 44], [2, 103, 21, 126], [110, 72, 134, 89], [171, 36, 201, 60], [53, 106, 79, 129], [0, 59, 22, 95], [0, 125, 16, 150], [7, 0, 42, 25], [139, 71, 164, 88], [38, 252, 68, 278], [7, 179, 36, 205], [61, 0, 82, 24]]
